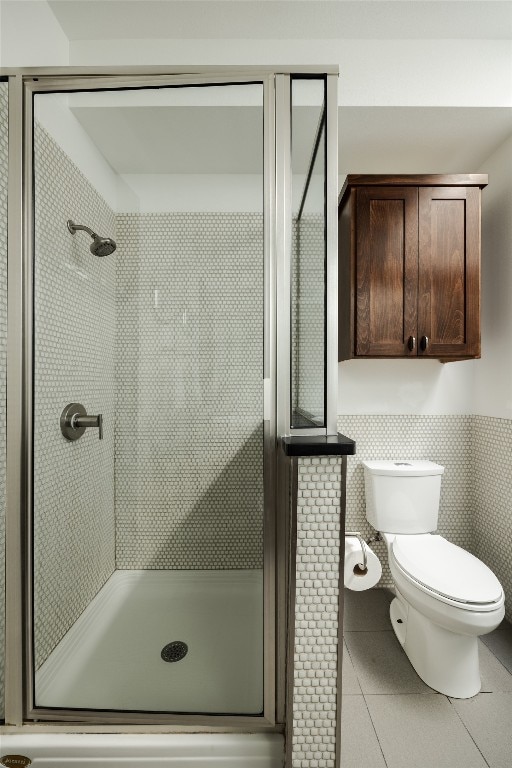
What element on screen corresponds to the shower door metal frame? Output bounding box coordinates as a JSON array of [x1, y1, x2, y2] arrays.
[[276, 73, 339, 438], [5, 69, 282, 729], [4, 65, 339, 730]]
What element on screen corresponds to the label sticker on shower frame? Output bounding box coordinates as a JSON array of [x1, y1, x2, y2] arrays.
[[0, 757, 32, 768]]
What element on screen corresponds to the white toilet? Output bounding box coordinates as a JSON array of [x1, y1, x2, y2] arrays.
[[362, 460, 505, 699]]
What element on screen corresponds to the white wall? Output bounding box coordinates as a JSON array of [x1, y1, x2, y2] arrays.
[[3, 1, 512, 419], [473, 134, 512, 419], [0, 0, 69, 66], [35, 94, 139, 213], [67, 38, 512, 109], [64, 26, 512, 419], [119, 174, 260, 213], [3, 5, 511, 112], [338, 134, 512, 418], [338, 359, 475, 415]]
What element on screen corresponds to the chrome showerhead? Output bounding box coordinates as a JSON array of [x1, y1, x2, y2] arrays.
[[90, 235, 117, 257], [67, 220, 117, 257]]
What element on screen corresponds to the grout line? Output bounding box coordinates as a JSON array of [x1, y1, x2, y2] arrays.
[[342, 634, 363, 696], [361, 692, 390, 768], [356, 691, 444, 696], [479, 638, 512, 679], [447, 696, 491, 768], [343, 628, 395, 633], [342, 604, 512, 767]]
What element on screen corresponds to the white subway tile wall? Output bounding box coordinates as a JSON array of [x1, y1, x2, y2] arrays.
[[114, 213, 264, 569], [0, 80, 8, 718], [293, 457, 342, 768], [33, 124, 117, 669]]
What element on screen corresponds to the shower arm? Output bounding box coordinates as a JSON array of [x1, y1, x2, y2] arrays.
[[67, 221, 97, 238]]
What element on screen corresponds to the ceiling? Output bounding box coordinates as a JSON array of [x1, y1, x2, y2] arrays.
[[48, 1, 512, 41], [40, 1, 512, 176], [71, 105, 266, 174], [339, 107, 512, 174], [65, 101, 512, 176]]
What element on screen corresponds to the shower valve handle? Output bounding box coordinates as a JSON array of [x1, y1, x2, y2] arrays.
[[72, 412, 103, 440], [60, 403, 103, 441]]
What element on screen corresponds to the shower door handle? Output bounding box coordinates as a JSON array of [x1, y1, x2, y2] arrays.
[[60, 403, 103, 441]]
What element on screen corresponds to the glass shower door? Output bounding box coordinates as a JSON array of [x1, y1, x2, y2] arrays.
[[290, 76, 327, 429], [30, 78, 268, 718]]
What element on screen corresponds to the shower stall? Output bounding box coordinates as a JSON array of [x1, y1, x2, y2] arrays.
[[0, 67, 339, 753]]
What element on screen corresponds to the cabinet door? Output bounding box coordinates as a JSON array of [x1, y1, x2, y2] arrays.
[[418, 186, 480, 358], [356, 186, 418, 356]]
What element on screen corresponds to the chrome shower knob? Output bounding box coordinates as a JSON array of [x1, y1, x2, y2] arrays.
[[60, 403, 103, 441]]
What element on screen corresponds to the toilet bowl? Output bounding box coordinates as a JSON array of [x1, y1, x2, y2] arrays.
[[384, 532, 504, 698], [362, 460, 505, 699]]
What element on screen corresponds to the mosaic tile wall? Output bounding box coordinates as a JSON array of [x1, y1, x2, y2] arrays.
[[472, 416, 512, 623], [114, 213, 264, 569], [292, 215, 325, 424], [33, 124, 116, 669], [292, 457, 342, 768], [337, 414, 473, 588], [0, 81, 8, 719]]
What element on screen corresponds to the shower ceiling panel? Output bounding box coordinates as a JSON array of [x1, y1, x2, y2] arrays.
[[70, 105, 322, 174]]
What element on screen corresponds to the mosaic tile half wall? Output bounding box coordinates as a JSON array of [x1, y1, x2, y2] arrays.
[[292, 457, 343, 768], [472, 416, 512, 624]]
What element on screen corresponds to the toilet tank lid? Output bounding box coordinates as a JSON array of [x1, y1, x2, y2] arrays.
[[362, 460, 445, 476]]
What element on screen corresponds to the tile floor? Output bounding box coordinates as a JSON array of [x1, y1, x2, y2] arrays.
[[341, 588, 512, 768]]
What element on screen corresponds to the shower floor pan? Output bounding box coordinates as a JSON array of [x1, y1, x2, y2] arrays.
[[35, 569, 263, 714]]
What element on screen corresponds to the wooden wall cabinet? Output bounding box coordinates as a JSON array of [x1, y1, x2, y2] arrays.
[[338, 174, 488, 361]]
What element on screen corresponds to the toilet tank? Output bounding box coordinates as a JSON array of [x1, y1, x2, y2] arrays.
[[362, 460, 445, 534]]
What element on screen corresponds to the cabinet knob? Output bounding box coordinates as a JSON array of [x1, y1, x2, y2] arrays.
[[420, 335, 429, 352], [408, 336, 416, 352]]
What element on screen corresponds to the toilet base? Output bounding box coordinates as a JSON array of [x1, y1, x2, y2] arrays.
[[390, 592, 481, 699]]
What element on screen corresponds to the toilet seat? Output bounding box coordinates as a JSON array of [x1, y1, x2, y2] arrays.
[[391, 535, 503, 609]]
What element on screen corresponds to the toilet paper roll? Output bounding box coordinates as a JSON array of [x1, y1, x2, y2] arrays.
[[344, 536, 382, 591]]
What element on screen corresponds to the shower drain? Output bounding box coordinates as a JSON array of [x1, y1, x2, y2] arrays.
[[161, 640, 188, 663]]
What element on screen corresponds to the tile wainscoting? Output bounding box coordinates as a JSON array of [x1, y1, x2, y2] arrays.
[[292, 457, 343, 768], [472, 416, 512, 624]]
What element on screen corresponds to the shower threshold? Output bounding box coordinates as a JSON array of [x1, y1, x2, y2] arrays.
[[35, 569, 263, 714]]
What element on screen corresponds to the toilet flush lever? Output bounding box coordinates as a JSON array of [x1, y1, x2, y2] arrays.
[[60, 403, 103, 441]]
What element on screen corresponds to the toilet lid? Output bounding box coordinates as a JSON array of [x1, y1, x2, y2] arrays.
[[391, 535, 503, 605]]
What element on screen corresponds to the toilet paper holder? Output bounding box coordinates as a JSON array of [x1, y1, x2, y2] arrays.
[[345, 531, 367, 573]]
